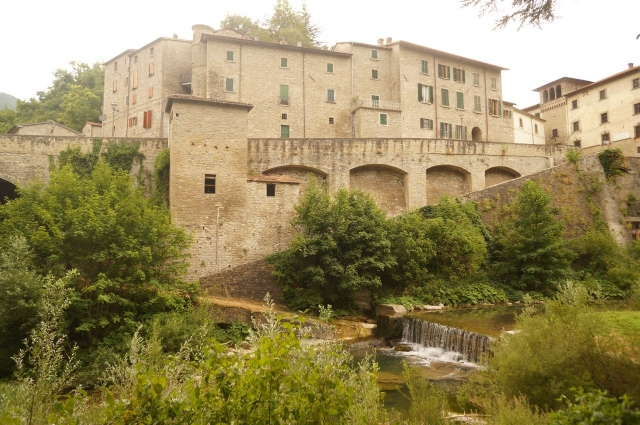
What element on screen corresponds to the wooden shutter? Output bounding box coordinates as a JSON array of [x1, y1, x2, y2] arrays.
[[133, 70, 138, 88], [143, 111, 148, 128], [462, 70, 466, 83], [148, 110, 152, 127], [148, 87, 153, 98], [132, 94, 137, 104], [428, 86, 434, 103], [418, 84, 423, 102], [438, 65, 442, 78], [149, 63, 154, 76]]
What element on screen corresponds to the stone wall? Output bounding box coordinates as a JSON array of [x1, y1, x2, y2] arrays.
[[200, 259, 281, 302]]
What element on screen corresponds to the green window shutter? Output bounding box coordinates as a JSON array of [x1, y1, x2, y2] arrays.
[[327, 89, 335, 102], [428, 86, 434, 103], [226, 51, 233, 61], [488, 99, 493, 115], [462, 70, 466, 83], [422, 60, 428, 74], [457, 92, 464, 109], [441, 88, 449, 106], [280, 85, 289, 100], [418, 84, 423, 102], [327, 63, 333, 73], [438, 64, 442, 78], [225, 78, 233, 91], [499, 101, 503, 116], [281, 57, 288, 67], [380, 113, 387, 125], [447, 66, 451, 79], [280, 125, 290, 138]]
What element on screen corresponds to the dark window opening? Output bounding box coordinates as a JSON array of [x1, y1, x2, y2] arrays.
[[204, 174, 216, 194], [0, 179, 17, 204], [601, 112, 608, 124], [574, 140, 581, 148], [266, 184, 276, 197], [282, 113, 287, 120], [635, 125, 640, 139], [552, 128, 559, 138], [329, 117, 334, 124]]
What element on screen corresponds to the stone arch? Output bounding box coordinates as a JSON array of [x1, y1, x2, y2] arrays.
[[426, 165, 471, 205], [349, 164, 407, 216], [0, 174, 18, 204], [556, 84, 562, 97], [471, 126, 483, 142], [549, 87, 556, 101], [543, 90, 549, 103], [263, 165, 328, 190], [484, 166, 521, 187]]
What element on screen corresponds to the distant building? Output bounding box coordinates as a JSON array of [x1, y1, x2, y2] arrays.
[[513, 107, 545, 145], [8, 120, 82, 137], [82, 121, 102, 137]]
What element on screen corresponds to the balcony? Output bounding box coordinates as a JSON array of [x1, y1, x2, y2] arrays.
[[355, 99, 402, 111]]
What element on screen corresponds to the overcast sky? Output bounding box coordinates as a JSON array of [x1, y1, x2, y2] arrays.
[[1, 0, 638, 109]]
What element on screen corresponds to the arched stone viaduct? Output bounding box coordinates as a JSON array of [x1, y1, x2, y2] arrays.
[[248, 138, 569, 214]]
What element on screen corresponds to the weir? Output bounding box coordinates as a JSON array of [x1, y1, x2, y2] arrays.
[[402, 316, 493, 364]]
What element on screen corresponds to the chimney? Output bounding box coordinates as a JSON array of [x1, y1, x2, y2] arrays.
[[377, 38, 384, 46], [629, 63, 635, 69], [386, 37, 392, 45]]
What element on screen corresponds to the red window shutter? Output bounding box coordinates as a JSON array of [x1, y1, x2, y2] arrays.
[[143, 111, 148, 128], [148, 110, 152, 127]]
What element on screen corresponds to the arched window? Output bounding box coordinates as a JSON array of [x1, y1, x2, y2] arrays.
[[550, 87, 556, 101], [556, 84, 562, 97], [543, 90, 549, 103]]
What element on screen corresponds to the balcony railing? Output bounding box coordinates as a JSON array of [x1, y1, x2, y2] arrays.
[[355, 99, 402, 111]]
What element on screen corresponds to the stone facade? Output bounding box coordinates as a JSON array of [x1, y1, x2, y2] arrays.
[[8, 121, 82, 137]]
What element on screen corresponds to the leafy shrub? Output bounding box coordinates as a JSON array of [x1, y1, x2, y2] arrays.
[[597, 148, 625, 179], [550, 388, 640, 424]]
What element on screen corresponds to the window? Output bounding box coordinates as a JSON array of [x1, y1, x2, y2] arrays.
[[543, 90, 549, 103], [281, 113, 287, 120], [327, 63, 334, 73], [636, 125, 640, 138], [573, 121, 580, 132], [600, 89, 607, 100], [280, 125, 290, 138], [225, 78, 234, 92], [418, 84, 433, 103], [601, 132, 610, 144], [280, 57, 288, 68], [490, 77, 497, 90], [441, 88, 449, 107], [550, 87, 556, 101], [574, 140, 581, 148], [519, 118, 524, 128], [379, 113, 387, 125], [551, 128, 558, 138], [453, 68, 465, 83], [134, 55, 138, 64], [329, 117, 334, 124], [112, 80, 117, 92], [438, 64, 451, 79], [504, 110, 512, 118], [149, 63, 154, 76], [371, 69, 378, 79], [150, 47, 154, 56], [601, 112, 608, 124], [266, 184, 276, 197], [114, 62, 118, 72], [143, 110, 152, 128], [226, 51, 234, 61], [132, 94, 137, 104], [473, 73, 480, 86], [148, 87, 153, 98], [456, 92, 464, 109], [455, 125, 467, 140], [534, 124, 538, 134], [204, 174, 216, 194], [474, 95, 481, 112], [371, 95, 380, 108], [440, 122, 452, 139], [572, 100, 578, 109], [634, 102, 640, 115], [420, 118, 433, 130], [124, 76, 129, 87], [279, 85, 289, 105], [371, 49, 378, 59], [488, 98, 501, 116], [634, 78, 639, 89], [132, 70, 138, 89], [556, 85, 562, 97], [128, 116, 137, 127], [535, 112, 541, 118], [327, 89, 335, 102], [421, 60, 428, 74]]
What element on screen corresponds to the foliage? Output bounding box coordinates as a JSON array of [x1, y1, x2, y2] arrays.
[[598, 148, 626, 179], [401, 363, 450, 425], [221, 0, 321, 47], [103, 140, 144, 173], [484, 394, 548, 425], [11, 62, 104, 132], [461, 0, 561, 29], [151, 148, 170, 208], [57, 139, 101, 177], [0, 236, 44, 378], [468, 283, 640, 410], [565, 148, 582, 165], [550, 388, 640, 424], [268, 180, 394, 311], [492, 181, 572, 292], [0, 162, 195, 346], [0, 106, 17, 133]]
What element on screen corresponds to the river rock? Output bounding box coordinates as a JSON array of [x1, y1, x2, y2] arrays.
[[375, 304, 407, 316], [394, 344, 413, 352], [423, 304, 445, 310]]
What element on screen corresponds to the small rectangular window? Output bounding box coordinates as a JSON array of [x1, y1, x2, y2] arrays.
[[327, 63, 334, 73], [279, 85, 289, 105], [473, 73, 480, 86], [280, 124, 290, 138], [455, 124, 467, 140], [441, 88, 449, 107], [124, 76, 129, 87], [112, 80, 117, 92], [149, 63, 154, 76], [438, 64, 450, 79], [143, 110, 153, 128], [474, 95, 481, 112], [379, 113, 387, 125], [371, 49, 378, 59], [488, 98, 501, 116], [633, 78, 640, 89], [418, 84, 433, 103], [371, 95, 380, 108], [573, 121, 580, 132], [456, 91, 464, 109], [634, 103, 640, 115], [371, 69, 378, 79], [535, 112, 541, 118], [601, 133, 610, 144], [534, 124, 538, 134], [125, 95, 129, 106], [635, 124, 640, 138], [440, 122, 452, 139], [225, 78, 234, 92], [421, 60, 428, 74], [148, 87, 153, 98], [572, 100, 578, 109], [504, 110, 511, 118], [114, 61, 118, 72], [226, 51, 234, 61], [280, 57, 288, 68], [519, 118, 524, 128], [453, 68, 465, 83], [601, 112, 608, 124], [327, 89, 335, 102], [134, 55, 138, 64], [552, 128, 559, 138], [150, 47, 154, 56], [420, 118, 433, 130], [329, 117, 334, 124], [490, 77, 497, 90], [574, 140, 581, 148], [132, 94, 137, 105], [599, 89, 607, 100], [204, 174, 216, 194], [266, 184, 276, 197], [281, 113, 287, 120], [132, 70, 138, 89]]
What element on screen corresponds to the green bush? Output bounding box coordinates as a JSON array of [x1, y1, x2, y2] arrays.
[[598, 148, 625, 179], [550, 388, 640, 424]]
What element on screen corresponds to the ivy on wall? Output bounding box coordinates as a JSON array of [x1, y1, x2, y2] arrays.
[[598, 148, 625, 179]]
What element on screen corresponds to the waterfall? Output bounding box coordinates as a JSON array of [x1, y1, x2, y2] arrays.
[[402, 316, 492, 364]]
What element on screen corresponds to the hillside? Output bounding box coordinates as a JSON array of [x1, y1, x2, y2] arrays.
[[0, 92, 18, 109]]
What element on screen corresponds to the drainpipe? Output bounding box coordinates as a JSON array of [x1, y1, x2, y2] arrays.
[[434, 56, 438, 138], [125, 56, 131, 137], [239, 44, 242, 100], [303, 51, 306, 137], [483, 69, 489, 142]]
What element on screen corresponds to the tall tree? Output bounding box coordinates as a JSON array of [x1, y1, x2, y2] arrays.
[[461, 0, 560, 28]]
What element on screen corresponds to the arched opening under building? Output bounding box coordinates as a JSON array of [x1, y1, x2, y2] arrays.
[[0, 178, 17, 204], [426, 165, 471, 205], [556, 84, 562, 97], [471, 127, 482, 142], [549, 87, 556, 101], [484, 166, 521, 187], [263, 165, 328, 192], [350, 164, 407, 216]]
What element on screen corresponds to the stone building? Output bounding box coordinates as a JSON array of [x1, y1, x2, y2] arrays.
[[104, 25, 515, 144], [8, 121, 82, 136], [82, 121, 102, 137], [513, 107, 545, 145]]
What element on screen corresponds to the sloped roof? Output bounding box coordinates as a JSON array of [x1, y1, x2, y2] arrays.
[[165, 94, 254, 112]]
